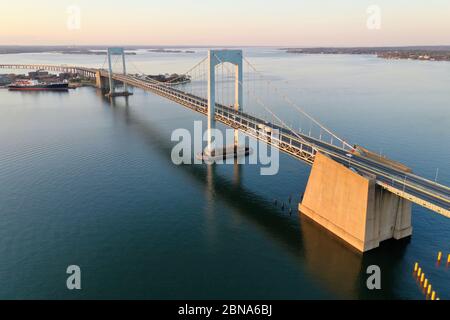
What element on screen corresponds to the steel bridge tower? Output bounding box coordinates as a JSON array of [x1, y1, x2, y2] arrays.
[[206, 49, 244, 155], [106, 47, 131, 97]]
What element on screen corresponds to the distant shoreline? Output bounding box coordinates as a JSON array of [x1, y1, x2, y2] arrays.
[[0, 46, 138, 55], [148, 49, 195, 54], [61, 50, 137, 56], [282, 46, 450, 61], [2, 45, 450, 61], [0, 46, 195, 55]]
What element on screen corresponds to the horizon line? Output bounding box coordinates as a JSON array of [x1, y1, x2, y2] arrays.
[[2, 44, 450, 48]]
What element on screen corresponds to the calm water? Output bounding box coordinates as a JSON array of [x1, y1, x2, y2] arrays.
[[0, 48, 449, 299]]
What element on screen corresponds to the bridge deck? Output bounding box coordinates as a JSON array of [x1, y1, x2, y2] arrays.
[[1, 64, 448, 217], [112, 72, 450, 218]]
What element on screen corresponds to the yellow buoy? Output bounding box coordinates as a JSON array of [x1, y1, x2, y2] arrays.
[[414, 262, 418, 272], [437, 252, 442, 262], [418, 268, 422, 277], [423, 278, 428, 288], [420, 273, 425, 283], [427, 284, 432, 295], [447, 253, 450, 264], [431, 291, 436, 300]]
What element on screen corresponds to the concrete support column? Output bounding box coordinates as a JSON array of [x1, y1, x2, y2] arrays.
[[207, 50, 216, 154], [107, 49, 115, 96], [234, 62, 243, 146], [299, 152, 412, 252], [122, 51, 128, 92], [95, 71, 108, 90]]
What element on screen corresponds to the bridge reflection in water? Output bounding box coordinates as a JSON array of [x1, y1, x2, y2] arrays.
[[106, 95, 409, 299]]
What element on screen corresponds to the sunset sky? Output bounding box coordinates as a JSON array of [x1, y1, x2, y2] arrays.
[[1, 0, 450, 46]]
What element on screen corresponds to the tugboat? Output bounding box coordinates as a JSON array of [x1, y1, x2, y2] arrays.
[[8, 79, 69, 91]]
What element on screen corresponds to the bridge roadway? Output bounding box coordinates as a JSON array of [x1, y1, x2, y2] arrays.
[[0, 64, 448, 217], [108, 72, 450, 218], [0, 64, 96, 77]]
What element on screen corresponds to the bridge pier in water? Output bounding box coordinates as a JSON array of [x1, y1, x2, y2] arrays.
[[201, 49, 250, 161], [299, 152, 412, 252], [95, 71, 109, 90], [95, 47, 133, 98]]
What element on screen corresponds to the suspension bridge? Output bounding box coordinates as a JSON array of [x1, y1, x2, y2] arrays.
[[1, 48, 449, 252]]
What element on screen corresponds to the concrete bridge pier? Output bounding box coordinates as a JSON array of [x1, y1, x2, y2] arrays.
[[95, 71, 109, 91], [299, 152, 412, 252]]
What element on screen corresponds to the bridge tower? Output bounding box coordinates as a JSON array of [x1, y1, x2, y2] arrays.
[[105, 47, 131, 98], [206, 49, 244, 157]]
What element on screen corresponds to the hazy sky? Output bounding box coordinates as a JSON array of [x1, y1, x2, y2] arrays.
[[2, 0, 450, 46]]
